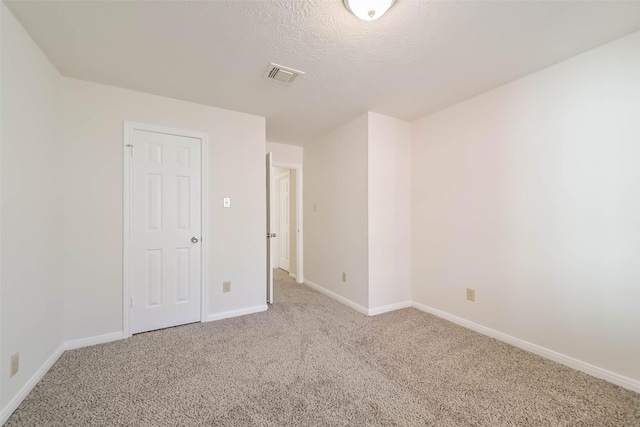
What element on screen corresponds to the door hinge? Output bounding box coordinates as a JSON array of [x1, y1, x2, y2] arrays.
[[130, 296, 134, 307], [126, 144, 134, 157]]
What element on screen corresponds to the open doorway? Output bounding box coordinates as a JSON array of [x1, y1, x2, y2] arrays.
[[266, 157, 303, 304], [272, 167, 293, 275]]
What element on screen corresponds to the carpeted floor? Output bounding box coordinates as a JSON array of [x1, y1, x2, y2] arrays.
[[5, 269, 640, 426]]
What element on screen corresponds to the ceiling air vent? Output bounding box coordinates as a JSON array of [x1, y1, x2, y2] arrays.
[[263, 63, 305, 85]]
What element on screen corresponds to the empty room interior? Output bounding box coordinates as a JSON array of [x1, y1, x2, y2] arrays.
[[1, 0, 640, 425]]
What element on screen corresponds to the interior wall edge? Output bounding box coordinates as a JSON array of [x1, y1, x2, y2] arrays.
[[303, 279, 369, 316], [367, 301, 413, 316]]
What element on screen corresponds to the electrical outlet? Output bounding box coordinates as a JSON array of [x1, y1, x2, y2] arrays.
[[223, 281, 231, 293], [466, 288, 475, 302], [10, 353, 19, 377], [342, 272, 347, 283], [313, 203, 317, 212]]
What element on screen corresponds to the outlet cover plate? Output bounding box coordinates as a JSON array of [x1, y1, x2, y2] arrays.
[[10, 353, 19, 377], [466, 288, 475, 302]]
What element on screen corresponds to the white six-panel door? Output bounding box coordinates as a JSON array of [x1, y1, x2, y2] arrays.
[[131, 129, 202, 334], [279, 174, 291, 272]]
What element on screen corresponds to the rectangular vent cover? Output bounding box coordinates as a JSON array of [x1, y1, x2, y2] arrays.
[[263, 63, 305, 85]]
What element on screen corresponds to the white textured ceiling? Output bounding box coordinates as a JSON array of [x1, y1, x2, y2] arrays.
[[6, 0, 640, 145]]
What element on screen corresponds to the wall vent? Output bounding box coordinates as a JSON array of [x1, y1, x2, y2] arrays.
[[263, 63, 305, 85]]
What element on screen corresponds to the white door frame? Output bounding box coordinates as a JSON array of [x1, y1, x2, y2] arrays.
[[272, 161, 303, 283], [272, 169, 289, 270], [123, 121, 209, 338]]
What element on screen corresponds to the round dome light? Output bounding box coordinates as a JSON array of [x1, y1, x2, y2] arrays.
[[344, 0, 395, 21]]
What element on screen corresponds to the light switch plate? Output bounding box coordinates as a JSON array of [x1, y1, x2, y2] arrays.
[[223, 198, 231, 208]]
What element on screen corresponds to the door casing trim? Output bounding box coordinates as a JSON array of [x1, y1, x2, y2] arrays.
[[123, 121, 209, 338]]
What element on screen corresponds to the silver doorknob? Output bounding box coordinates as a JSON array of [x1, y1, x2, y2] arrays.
[[266, 233, 276, 238], [191, 237, 199, 243]]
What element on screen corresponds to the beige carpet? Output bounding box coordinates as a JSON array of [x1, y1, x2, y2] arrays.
[[5, 269, 640, 426]]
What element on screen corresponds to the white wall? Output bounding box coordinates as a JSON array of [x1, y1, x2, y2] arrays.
[[411, 32, 640, 381], [60, 78, 266, 340], [304, 112, 412, 312], [304, 114, 369, 308], [368, 112, 412, 310], [1, 2, 64, 409], [267, 141, 303, 166]]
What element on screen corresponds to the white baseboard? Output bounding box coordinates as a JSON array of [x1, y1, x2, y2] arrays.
[[303, 280, 413, 317], [205, 304, 268, 322], [368, 300, 413, 316], [64, 331, 125, 351], [0, 306, 263, 424], [2, 301, 636, 426], [303, 279, 369, 315], [412, 302, 640, 393], [0, 343, 65, 426], [0, 331, 127, 424]]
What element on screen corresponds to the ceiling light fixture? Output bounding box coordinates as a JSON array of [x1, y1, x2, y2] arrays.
[[343, 0, 395, 21]]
